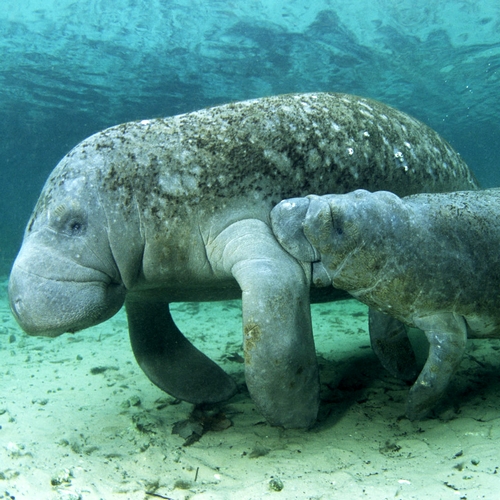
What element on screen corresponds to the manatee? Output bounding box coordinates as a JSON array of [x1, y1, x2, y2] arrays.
[[271, 188, 500, 420], [8, 93, 478, 429]]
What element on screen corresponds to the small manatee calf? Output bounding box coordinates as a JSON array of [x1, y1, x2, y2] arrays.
[[8, 93, 477, 428], [271, 188, 500, 420]]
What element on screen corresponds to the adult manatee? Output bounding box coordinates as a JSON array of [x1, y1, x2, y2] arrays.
[[8, 93, 477, 428], [271, 188, 500, 420]]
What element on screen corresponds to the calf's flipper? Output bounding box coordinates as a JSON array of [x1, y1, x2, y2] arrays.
[[406, 313, 467, 420], [369, 308, 417, 381]]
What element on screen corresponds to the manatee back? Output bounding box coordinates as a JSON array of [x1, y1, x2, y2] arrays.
[[357, 189, 500, 330], [40, 93, 477, 229]]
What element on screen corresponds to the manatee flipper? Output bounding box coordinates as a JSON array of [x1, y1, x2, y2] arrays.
[[125, 296, 237, 404], [406, 313, 467, 420], [369, 309, 417, 381], [210, 220, 319, 429]]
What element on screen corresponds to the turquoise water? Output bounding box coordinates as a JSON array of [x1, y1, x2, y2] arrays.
[[1, 0, 500, 273], [3, 3, 500, 498]]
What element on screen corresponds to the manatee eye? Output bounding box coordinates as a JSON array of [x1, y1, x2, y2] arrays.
[[329, 207, 345, 238], [51, 204, 88, 237], [330, 217, 344, 237], [67, 219, 86, 236]]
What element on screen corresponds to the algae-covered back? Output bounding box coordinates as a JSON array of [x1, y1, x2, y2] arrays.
[[32, 93, 477, 232]]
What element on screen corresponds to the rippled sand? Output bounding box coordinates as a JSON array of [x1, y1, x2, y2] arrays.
[[1, 277, 499, 499]]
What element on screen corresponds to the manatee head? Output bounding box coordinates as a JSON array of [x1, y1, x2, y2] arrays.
[[272, 189, 408, 292], [8, 156, 127, 337]]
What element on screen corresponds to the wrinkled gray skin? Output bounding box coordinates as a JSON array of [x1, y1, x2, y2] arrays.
[[271, 188, 500, 420], [9, 93, 478, 429]]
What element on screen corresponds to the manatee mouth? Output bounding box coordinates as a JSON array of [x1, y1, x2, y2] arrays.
[[8, 266, 126, 337]]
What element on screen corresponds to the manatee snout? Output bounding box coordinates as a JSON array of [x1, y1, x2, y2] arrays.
[[9, 250, 126, 337], [271, 197, 320, 262], [271, 195, 340, 262], [8, 268, 68, 337]]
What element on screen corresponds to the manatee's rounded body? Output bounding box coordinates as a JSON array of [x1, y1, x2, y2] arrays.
[[9, 93, 478, 428], [27, 94, 475, 292], [338, 189, 500, 336], [271, 188, 500, 420]]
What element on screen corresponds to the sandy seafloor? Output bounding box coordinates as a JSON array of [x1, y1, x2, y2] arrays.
[[1, 278, 500, 500]]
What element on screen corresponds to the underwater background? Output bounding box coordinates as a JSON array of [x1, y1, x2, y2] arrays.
[[1, 0, 500, 275], [3, 3, 500, 499]]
